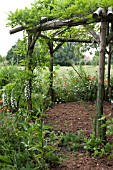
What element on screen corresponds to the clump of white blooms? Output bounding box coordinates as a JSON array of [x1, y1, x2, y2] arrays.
[[11, 89, 17, 108], [2, 91, 8, 106], [24, 81, 30, 100]]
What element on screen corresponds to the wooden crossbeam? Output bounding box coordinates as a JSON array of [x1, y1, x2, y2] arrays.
[[107, 31, 113, 44], [10, 17, 101, 35], [52, 37, 97, 43], [84, 25, 100, 43], [53, 42, 64, 53], [40, 34, 97, 43]]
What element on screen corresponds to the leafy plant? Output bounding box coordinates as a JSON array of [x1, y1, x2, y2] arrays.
[[59, 130, 84, 152], [0, 101, 60, 169], [84, 116, 113, 158]]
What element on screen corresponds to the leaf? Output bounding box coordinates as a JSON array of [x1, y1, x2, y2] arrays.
[[0, 155, 12, 164], [43, 125, 52, 130], [34, 154, 42, 160], [44, 145, 54, 150]]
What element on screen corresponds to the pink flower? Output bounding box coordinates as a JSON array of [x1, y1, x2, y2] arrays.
[[105, 79, 108, 83], [4, 106, 7, 110], [5, 117, 9, 121], [64, 82, 66, 86]]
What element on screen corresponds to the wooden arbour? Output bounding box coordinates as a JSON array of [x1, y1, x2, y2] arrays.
[[10, 7, 113, 139]]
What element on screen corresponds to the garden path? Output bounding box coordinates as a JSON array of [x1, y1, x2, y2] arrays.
[[44, 101, 113, 170]]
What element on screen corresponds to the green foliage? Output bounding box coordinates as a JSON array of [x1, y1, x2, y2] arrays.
[[0, 65, 50, 113], [5, 40, 25, 65], [33, 39, 50, 68], [106, 117, 113, 136], [5, 37, 49, 69], [54, 42, 81, 66], [0, 66, 29, 113], [59, 130, 84, 152], [7, 0, 113, 28], [0, 106, 60, 169], [32, 66, 51, 111], [0, 64, 63, 169], [84, 114, 113, 158], [0, 63, 113, 169], [0, 55, 6, 65], [84, 133, 113, 158]]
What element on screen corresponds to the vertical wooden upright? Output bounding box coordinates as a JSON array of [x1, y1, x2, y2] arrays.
[[107, 44, 112, 100], [48, 41, 54, 102], [27, 31, 33, 110], [96, 19, 107, 140]]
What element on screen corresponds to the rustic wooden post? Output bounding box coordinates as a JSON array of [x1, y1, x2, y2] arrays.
[[107, 22, 113, 101], [48, 41, 54, 102], [26, 31, 41, 110], [96, 18, 107, 140], [107, 44, 112, 100], [27, 32, 33, 110], [105, 23, 111, 101]]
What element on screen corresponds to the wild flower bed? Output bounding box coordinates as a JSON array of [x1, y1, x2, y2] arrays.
[[53, 66, 98, 102]]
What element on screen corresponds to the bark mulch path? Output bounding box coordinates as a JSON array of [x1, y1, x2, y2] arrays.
[[44, 101, 113, 170]]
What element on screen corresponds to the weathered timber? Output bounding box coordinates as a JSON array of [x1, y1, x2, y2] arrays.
[[29, 18, 101, 33], [96, 19, 107, 140], [10, 17, 101, 35], [30, 31, 41, 48], [27, 32, 33, 110], [107, 44, 112, 100], [93, 8, 104, 19], [52, 37, 97, 43], [40, 34, 97, 43], [107, 7, 113, 17], [53, 42, 64, 53], [10, 26, 27, 34], [93, 7, 113, 19], [84, 24, 100, 43], [48, 41, 54, 102], [53, 27, 69, 36], [107, 31, 113, 44]]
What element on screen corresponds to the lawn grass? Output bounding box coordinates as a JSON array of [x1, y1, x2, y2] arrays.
[[54, 65, 113, 78]]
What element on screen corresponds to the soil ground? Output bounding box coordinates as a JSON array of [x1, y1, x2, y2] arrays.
[[44, 101, 113, 170]]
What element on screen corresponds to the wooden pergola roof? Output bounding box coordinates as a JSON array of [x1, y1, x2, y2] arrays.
[[10, 7, 113, 34]]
